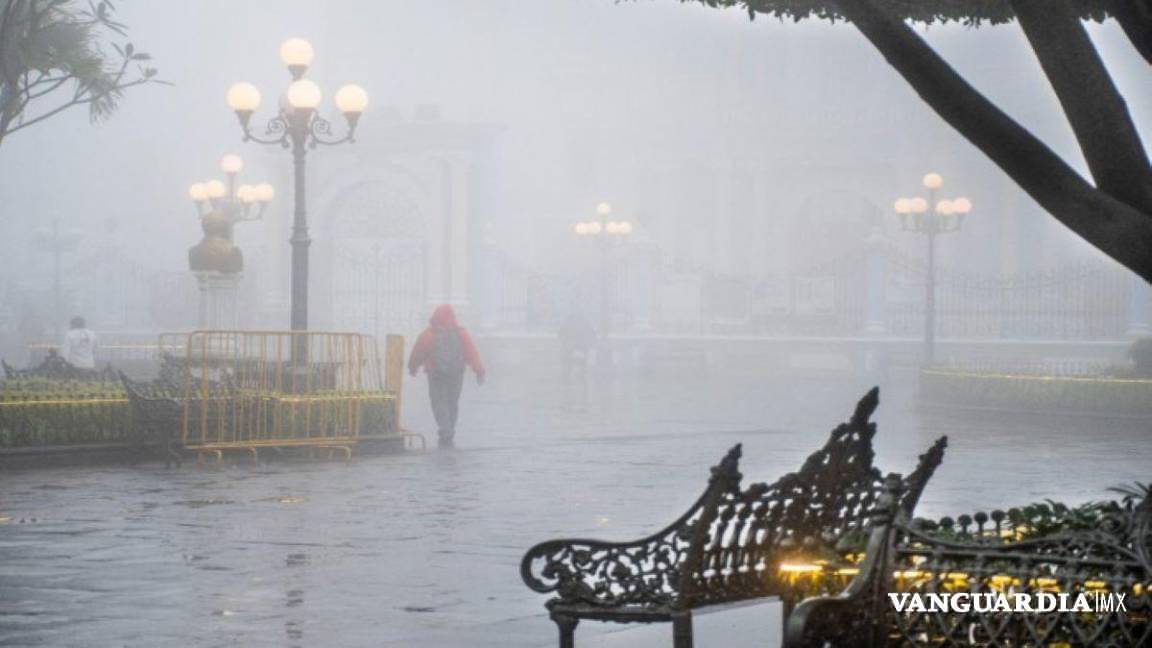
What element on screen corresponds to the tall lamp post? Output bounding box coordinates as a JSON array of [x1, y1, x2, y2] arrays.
[[894, 173, 972, 365], [225, 38, 367, 336], [574, 202, 633, 367]]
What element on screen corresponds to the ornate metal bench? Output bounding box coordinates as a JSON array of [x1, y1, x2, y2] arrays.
[[119, 372, 184, 468], [3, 351, 117, 382], [784, 481, 1152, 647], [520, 388, 947, 647]]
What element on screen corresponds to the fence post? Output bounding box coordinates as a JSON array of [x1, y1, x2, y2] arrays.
[[385, 334, 406, 431], [1127, 274, 1150, 338], [863, 227, 888, 336]]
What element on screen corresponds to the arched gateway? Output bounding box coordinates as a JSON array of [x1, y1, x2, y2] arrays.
[[326, 175, 429, 339]]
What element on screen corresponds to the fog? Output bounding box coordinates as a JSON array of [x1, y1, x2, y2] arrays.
[[3, 4, 1152, 645], [2, 1, 1149, 346]]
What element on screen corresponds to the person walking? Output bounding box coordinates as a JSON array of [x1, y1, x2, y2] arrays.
[[408, 305, 485, 448], [61, 316, 97, 369]]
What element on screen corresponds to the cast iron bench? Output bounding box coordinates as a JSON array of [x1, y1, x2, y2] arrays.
[[119, 372, 184, 468], [3, 352, 117, 382], [520, 387, 948, 647], [119, 363, 234, 468], [784, 481, 1152, 647]]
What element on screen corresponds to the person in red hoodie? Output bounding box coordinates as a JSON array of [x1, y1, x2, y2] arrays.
[[408, 304, 486, 448]]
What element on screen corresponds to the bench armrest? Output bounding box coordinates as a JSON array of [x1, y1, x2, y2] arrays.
[[521, 444, 745, 609], [783, 473, 903, 648], [520, 530, 694, 608]]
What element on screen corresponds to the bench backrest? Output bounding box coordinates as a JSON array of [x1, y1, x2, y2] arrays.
[[3, 356, 117, 382], [682, 388, 947, 608]]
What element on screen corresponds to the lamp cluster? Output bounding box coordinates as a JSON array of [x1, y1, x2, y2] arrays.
[[226, 38, 368, 147], [894, 173, 972, 234], [575, 220, 633, 236], [574, 202, 633, 237], [188, 154, 274, 221]]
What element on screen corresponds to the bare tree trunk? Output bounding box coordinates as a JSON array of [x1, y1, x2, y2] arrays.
[[835, 0, 1152, 284], [1012, 0, 1152, 216]]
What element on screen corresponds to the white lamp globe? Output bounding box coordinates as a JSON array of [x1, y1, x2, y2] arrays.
[[254, 183, 275, 202], [334, 84, 369, 114], [575, 222, 589, 235], [605, 221, 621, 235], [894, 198, 911, 214], [205, 179, 227, 199], [220, 154, 244, 174], [279, 38, 315, 68], [935, 200, 955, 215], [287, 79, 322, 110], [226, 82, 262, 112], [952, 197, 972, 214], [236, 184, 256, 203], [596, 202, 612, 216], [587, 221, 603, 235], [922, 172, 943, 190], [910, 197, 929, 214], [619, 221, 633, 235], [188, 183, 208, 201]]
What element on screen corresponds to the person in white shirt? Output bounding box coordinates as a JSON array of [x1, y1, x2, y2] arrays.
[[62, 316, 97, 369]]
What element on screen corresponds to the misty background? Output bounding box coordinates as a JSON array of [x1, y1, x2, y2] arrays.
[[1, 0, 1149, 354]]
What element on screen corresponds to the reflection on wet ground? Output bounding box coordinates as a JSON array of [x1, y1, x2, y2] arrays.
[[1, 369, 1149, 646]]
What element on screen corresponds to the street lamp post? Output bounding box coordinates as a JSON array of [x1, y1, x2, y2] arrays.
[[574, 202, 633, 367], [187, 154, 275, 329], [226, 38, 367, 336], [894, 173, 972, 365]]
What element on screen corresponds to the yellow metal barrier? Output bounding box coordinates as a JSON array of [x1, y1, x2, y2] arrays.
[[179, 330, 398, 461]]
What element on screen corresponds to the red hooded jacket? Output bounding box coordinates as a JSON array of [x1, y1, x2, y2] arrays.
[[408, 304, 485, 378]]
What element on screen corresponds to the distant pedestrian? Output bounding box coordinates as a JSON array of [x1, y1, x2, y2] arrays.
[[558, 310, 596, 379], [408, 305, 485, 448], [62, 316, 97, 369]]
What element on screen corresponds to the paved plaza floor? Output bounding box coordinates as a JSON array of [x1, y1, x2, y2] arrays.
[[1, 368, 1149, 646]]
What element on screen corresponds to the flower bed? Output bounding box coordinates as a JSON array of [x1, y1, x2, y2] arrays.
[[0, 381, 399, 448], [0, 381, 133, 446], [919, 366, 1152, 417]]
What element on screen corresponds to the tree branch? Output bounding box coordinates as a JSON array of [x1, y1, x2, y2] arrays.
[[2, 76, 149, 137], [834, 0, 1152, 283], [1109, 0, 1152, 65], [1012, 0, 1152, 216]]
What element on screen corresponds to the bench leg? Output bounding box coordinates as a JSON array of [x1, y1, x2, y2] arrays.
[[781, 594, 796, 622], [672, 611, 694, 648], [551, 613, 578, 648]]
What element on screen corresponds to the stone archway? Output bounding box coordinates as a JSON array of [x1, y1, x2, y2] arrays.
[[326, 175, 428, 339]]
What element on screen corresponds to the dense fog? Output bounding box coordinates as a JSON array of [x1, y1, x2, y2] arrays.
[[3, 4, 1152, 646], [1, 0, 1149, 352]]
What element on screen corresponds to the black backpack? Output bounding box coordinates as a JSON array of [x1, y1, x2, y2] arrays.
[[431, 328, 466, 376]]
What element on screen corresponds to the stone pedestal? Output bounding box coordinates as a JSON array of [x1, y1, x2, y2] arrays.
[[196, 272, 242, 330]]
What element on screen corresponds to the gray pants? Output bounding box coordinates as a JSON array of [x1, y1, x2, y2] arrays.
[[428, 370, 465, 443]]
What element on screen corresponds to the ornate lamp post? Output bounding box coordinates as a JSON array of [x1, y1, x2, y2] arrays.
[[225, 38, 367, 335], [186, 154, 275, 329], [575, 201, 633, 367], [894, 173, 972, 365], [188, 153, 275, 232]]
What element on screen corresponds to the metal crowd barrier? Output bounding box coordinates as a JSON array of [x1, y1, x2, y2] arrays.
[[179, 330, 396, 462]]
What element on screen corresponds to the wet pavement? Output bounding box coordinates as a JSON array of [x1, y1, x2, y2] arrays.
[[2, 367, 1150, 646]]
